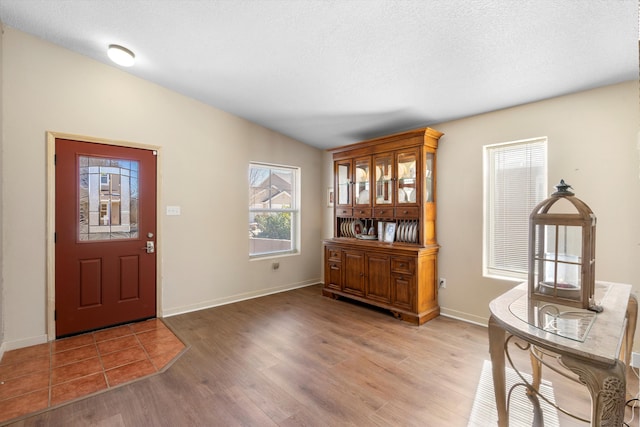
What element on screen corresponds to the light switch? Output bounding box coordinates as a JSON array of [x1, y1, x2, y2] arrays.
[[166, 206, 181, 216]]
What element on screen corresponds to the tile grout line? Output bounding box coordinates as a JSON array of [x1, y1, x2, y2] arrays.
[[134, 329, 159, 373], [93, 331, 112, 389]]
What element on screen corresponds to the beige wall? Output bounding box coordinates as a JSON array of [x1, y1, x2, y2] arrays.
[[1, 27, 323, 349]]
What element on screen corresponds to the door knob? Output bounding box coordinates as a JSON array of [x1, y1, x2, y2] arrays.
[[143, 241, 155, 253]]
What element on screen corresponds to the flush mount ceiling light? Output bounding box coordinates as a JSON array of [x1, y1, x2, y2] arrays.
[[107, 44, 135, 67]]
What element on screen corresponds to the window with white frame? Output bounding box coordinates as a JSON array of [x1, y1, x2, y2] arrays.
[[483, 138, 547, 279], [249, 162, 299, 257]]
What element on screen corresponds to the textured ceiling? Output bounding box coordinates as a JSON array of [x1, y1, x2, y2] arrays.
[[0, 0, 637, 149]]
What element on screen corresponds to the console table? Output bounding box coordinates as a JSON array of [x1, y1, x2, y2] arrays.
[[488, 281, 637, 426]]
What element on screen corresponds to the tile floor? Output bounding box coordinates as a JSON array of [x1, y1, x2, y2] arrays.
[[0, 318, 186, 424]]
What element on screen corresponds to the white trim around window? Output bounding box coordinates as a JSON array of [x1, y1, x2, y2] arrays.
[[249, 162, 300, 258], [483, 137, 548, 280]]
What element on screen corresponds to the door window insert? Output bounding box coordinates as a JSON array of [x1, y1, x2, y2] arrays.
[[79, 156, 139, 241]]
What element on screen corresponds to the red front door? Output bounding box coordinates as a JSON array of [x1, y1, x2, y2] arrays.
[[55, 138, 157, 337]]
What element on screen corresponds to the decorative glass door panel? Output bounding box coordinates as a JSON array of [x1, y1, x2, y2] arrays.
[[374, 154, 393, 205], [354, 157, 371, 205], [397, 151, 418, 205], [425, 152, 434, 203], [336, 160, 352, 206], [79, 156, 139, 240]]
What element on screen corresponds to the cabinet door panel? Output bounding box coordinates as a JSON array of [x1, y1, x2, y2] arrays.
[[373, 153, 394, 206], [354, 157, 372, 206], [392, 273, 414, 311], [326, 262, 342, 290], [366, 253, 391, 304], [343, 250, 365, 296], [396, 149, 420, 206], [335, 160, 352, 207]]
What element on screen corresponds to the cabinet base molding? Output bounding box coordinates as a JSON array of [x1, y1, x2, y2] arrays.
[[322, 287, 440, 326]]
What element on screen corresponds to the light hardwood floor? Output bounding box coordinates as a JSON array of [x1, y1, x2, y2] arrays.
[[8, 284, 639, 426]]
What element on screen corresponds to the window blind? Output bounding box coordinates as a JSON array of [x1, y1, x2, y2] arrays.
[[485, 138, 547, 278]]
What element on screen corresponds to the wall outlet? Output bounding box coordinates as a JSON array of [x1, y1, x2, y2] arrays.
[[439, 278, 446, 289], [632, 352, 640, 368], [272, 262, 280, 271]]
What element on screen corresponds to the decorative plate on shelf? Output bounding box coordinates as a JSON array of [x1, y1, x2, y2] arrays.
[[357, 234, 378, 240], [397, 188, 406, 203], [351, 219, 363, 237]]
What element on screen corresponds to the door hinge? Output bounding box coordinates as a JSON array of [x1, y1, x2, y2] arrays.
[[54, 310, 57, 321], [54, 154, 57, 165], [54, 232, 57, 243]]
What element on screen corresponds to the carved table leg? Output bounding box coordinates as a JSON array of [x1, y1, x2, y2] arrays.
[[561, 355, 626, 426], [623, 294, 638, 401], [624, 294, 637, 366], [489, 315, 508, 427]]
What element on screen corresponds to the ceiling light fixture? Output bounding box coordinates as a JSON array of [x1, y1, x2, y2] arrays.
[[107, 44, 135, 67]]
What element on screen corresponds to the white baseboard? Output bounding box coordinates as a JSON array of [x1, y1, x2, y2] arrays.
[[440, 308, 488, 327], [0, 340, 5, 362], [162, 279, 320, 318], [2, 334, 48, 353]]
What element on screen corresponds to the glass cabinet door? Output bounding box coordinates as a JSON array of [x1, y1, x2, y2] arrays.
[[354, 157, 371, 205], [425, 152, 434, 203], [374, 154, 393, 206], [396, 150, 418, 205], [336, 160, 352, 206]]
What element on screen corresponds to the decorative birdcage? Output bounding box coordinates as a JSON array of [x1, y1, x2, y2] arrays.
[[528, 180, 598, 310]]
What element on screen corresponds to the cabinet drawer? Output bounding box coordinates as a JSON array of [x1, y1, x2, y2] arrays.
[[353, 208, 372, 218], [326, 261, 342, 290], [396, 207, 420, 219], [391, 257, 415, 274], [373, 207, 394, 218], [327, 261, 342, 271], [336, 207, 353, 217], [327, 247, 342, 261]]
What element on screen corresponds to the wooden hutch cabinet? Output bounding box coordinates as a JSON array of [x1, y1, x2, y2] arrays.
[[323, 127, 443, 325]]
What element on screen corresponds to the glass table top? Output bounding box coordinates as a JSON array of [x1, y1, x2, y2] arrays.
[[508, 283, 609, 342]]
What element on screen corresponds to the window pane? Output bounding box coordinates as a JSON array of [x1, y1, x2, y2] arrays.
[[249, 212, 293, 255], [484, 138, 547, 277], [249, 163, 299, 257]]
